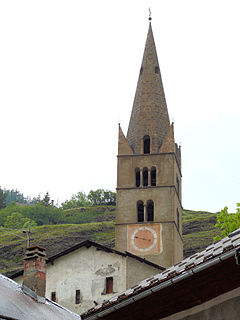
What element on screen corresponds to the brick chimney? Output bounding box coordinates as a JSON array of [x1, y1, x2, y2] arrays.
[[23, 245, 47, 297]]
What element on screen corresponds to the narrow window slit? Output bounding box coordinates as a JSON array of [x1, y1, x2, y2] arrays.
[[75, 290, 80, 304]]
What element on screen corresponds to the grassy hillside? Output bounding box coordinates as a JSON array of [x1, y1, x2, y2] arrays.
[[0, 206, 220, 276]]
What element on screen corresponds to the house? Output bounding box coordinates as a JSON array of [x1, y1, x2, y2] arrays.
[[11, 240, 164, 315], [0, 245, 81, 320], [81, 228, 240, 320]]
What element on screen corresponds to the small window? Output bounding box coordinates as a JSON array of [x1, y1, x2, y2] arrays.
[[176, 176, 180, 196], [51, 292, 56, 302], [147, 200, 154, 221], [143, 135, 150, 154], [137, 201, 144, 222], [75, 290, 80, 304], [177, 209, 180, 231], [155, 66, 159, 74], [140, 67, 143, 75], [135, 168, 140, 187], [143, 167, 148, 187], [151, 167, 156, 186], [106, 277, 113, 294]]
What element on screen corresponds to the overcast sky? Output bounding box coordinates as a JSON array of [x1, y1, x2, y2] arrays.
[[0, 0, 240, 212]]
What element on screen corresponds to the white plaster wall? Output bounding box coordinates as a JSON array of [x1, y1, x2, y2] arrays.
[[45, 246, 127, 315], [12, 247, 161, 315]]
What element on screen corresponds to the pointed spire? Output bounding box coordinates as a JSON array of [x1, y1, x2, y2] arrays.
[[126, 22, 170, 154]]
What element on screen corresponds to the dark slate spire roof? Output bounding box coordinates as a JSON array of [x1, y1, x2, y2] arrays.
[[126, 22, 170, 154]]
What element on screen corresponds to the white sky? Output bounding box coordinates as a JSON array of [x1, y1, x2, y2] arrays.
[[0, 0, 240, 212]]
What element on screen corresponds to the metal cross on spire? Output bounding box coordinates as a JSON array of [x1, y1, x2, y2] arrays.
[[23, 223, 32, 247], [148, 8, 152, 21]]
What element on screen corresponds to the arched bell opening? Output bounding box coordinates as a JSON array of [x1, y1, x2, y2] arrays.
[[147, 200, 154, 222], [143, 135, 150, 154], [137, 201, 144, 222], [135, 168, 140, 187], [142, 167, 148, 187], [151, 166, 156, 186]]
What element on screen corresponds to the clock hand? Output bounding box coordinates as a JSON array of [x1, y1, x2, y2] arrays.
[[135, 236, 151, 242]]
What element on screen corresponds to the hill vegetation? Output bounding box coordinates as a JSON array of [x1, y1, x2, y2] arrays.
[[0, 205, 220, 276]]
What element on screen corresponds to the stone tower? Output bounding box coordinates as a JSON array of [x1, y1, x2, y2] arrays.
[[115, 22, 183, 268]]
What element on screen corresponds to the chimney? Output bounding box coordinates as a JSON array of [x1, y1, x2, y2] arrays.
[[23, 245, 47, 297]]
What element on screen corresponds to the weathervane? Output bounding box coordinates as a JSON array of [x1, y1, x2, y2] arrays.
[[149, 8, 152, 21], [23, 223, 31, 247]]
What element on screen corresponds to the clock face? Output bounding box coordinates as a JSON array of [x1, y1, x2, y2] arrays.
[[128, 224, 161, 255]]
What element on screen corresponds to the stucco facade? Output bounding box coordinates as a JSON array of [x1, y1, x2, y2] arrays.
[[13, 242, 162, 315]]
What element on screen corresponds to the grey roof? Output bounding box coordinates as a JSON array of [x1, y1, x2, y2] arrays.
[[0, 273, 81, 320], [82, 229, 240, 319]]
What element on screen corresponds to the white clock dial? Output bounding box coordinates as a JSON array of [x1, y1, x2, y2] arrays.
[[130, 226, 157, 252]]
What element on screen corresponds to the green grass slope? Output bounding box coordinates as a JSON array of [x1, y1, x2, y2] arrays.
[[0, 207, 220, 276]]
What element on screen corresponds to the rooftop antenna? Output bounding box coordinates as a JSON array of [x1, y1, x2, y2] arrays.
[[23, 222, 31, 247], [149, 8, 152, 21]]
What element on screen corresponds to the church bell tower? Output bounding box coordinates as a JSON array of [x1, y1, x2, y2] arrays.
[[115, 20, 183, 268]]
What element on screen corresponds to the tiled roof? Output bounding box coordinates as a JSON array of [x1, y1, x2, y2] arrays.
[[82, 229, 240, 319], [0, 273, 81, 320]]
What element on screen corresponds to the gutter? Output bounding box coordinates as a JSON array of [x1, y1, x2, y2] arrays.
[[83, 248, 238, 320]]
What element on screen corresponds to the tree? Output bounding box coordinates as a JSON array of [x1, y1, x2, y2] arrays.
[[0, 202, 64, 226], [4, 212, 37, 229], [214, 203, 240, 241], [0, 188, 6, 209], [103, 190, 116, 205], [88, 189, 105, 206], [87, 189, 116, 206], [4, 189, 27, 205], [41, 192, 51, 206], [30, 193, 42, 204], [61, 192, 90, 209]]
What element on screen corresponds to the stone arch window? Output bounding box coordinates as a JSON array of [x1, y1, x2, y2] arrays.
[[176, 175, 180, 196], [151, 166, 156, 186], [135, 168, 140, 187], [177, 208, 180, 231], [142, 167, 148, 187], [147, 200, 154, 221], [143, 135, 150, 154], [137, 201, 144, 222]]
